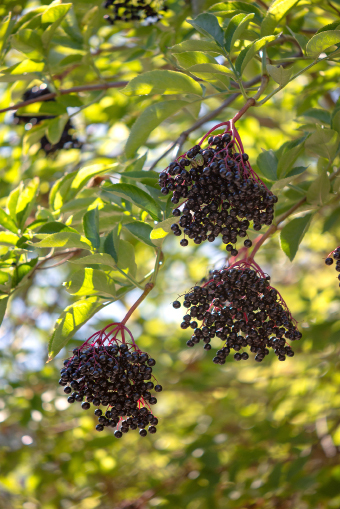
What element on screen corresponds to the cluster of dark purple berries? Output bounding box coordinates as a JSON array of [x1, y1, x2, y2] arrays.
[[103, 0, 167, 24], [158, 130, 277, 253], [172, 264, 301, 363], [325, 247, 340, 285], [13, 85, 82, 155], [59, 342, 161, 437]]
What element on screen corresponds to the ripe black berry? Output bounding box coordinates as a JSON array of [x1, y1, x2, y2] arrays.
[[325, 248, 340, 285], [59, 322, 161, 438], [173, 301, 181, 309], [13, 85, 82, 155], [173, 258, 301, 363], [158, 122, 277, 251], [103, 0, 167, 25]]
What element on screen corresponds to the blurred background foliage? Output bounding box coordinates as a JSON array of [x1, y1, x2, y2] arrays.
[[1, 0, 340, 507]]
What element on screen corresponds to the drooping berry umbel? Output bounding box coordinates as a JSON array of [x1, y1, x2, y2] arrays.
[[103, 0, 167, 25], [325, 246, 340, 285], [59, 321, 161, 437], [158, 121, 277, 254], [13, 85, 82, 154], [173, 252, 301, 363]]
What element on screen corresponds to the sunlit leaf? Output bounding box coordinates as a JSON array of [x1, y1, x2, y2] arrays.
[[123, 70, 203, 97]]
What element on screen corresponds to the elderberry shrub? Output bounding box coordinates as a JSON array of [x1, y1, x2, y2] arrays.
[[158, 129, 277, 253], [59, 343, 161, 437], [325, 247, 340, 286], [103, 0, 167, 25], [173, 264, 301, 363], [13, 85, 82, 155]]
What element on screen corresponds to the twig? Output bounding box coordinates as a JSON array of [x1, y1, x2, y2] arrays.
[[0, 81, 128, 115], [250, 167, 340, 259], [121, 282, 155, 325], [28, 248, 81, 278], [36, 251, 80, 270], [148, 75, 262, 171]]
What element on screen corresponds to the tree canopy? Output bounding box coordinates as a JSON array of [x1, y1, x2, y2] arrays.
[[1, 0, 340, 507]]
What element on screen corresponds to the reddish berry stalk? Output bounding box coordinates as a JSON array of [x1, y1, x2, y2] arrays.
[[158, 120, 277, 253], [172, 257, 301, 363], [59, 321, 161, 438]]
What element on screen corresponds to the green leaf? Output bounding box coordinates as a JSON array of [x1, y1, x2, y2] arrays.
[[306, 170, 331, 206], [83, 207, 100, 250], [34, 232, 93, 250], [48, 297, 106, 360], [0, 209, 18, 233], [300, 108, 331, 125], [150, 217, 178, 246], [41, 5, 71, 48], [305, 125, 339, 161], [277, 143, 305, 179], [188, 63, 234, 76], [10, 29, 44, 59], [37, 222, 78, 235], [123, 70, 202, 97], [64, 268, 116, 298], [117, 240, 137, 277], [70, 253, 117, 268], [306, 30, 340, 57], [0, 232, 19, 246], [23, 124, 46, 154], [261, 0, 299, 37], [266, 64, 292, 86], [7, 185, 21, 223], [331, 110, 340, 134], [125, 100, 188, 159], [224, 13, 255, 53], [0, 13, 14, 55], [16, 177, 39, 230], [174, 52, 216, 69], [280, 213, 313, 261], [271, 166, 307, 192], [188, 13, 225, 47], [124, 221, 154, 247], [103, 226, 120, 263], [208, 2, 264, 25], [45, 115, 69, 145], [106, 183, 162, 221], [256, 149, 278, 181], [322, 206, 340, 233], [41, 3, 72, 23], [235, 36, 276, 75], [0, 296, 8, 327], [70, 163, 118, 196], [170, 40, 221, 54]]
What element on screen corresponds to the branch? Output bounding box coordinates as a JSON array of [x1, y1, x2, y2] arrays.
[[121, 282, 155, 325], [28, 248, 81, 279], [148, 74, 262, 171], [0, 81, 128, 115], [250, 167, 340, 259]]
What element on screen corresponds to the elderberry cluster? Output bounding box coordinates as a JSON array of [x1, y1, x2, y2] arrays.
[[158, 133, 277, 252], [173, 266, 301, 363], [103, 0, 167, 24], [13, 85, 82, 154], [325, 247, 340, 285], [59, 343, 161, 437]]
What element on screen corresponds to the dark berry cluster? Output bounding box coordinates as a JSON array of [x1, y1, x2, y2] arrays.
[[173, 260, 301, 363], [13, 85, 82, 154], [158, 123, 277, 253], [325, 247, 340, 285], [59, 336, 161, 438], [103, 0, 167, 24]]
